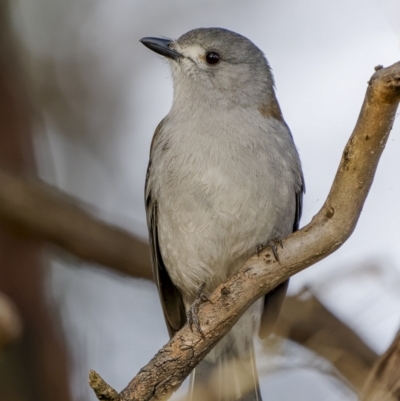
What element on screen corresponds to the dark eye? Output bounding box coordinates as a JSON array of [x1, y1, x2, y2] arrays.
[[205, 52, 220, 65]]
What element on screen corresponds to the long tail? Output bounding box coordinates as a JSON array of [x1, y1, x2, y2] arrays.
[[186, 277, 287, 401], [187, 341, 262, 401]]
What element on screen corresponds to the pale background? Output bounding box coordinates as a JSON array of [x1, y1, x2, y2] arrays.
[[11, 0, 400, 400]]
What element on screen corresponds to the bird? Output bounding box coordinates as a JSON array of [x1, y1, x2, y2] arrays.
[[141, 28, 304, 401]]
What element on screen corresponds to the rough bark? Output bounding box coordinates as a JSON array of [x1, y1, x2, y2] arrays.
[[88, 62, 400, 401]]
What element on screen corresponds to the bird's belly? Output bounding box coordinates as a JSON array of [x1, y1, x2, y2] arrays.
[[157, 162, 294, 298]]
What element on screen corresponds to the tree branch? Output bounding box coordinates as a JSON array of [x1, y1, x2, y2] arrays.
[[89, 62, 400, 401], [0, 2, 73, 399], [0, 168, 152, 280]]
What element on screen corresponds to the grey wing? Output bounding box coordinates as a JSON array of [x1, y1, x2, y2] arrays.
[[259, 181, 304, 338], [292, 181, 304, 232], [145, 124, 186, 338]]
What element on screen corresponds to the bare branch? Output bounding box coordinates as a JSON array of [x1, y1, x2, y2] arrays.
[[0, 168, 152, 280], [361, 332, 400, 401], [88, 62, 400, 401]]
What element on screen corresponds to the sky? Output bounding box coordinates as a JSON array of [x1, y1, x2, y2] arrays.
[[13, 0, 400, 400]]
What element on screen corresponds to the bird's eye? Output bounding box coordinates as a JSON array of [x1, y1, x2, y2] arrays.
[[205, 52, 220, 65]]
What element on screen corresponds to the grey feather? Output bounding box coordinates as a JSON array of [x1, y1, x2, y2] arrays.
[[146, 120, 186, 337], [143, 27, 304, 401]]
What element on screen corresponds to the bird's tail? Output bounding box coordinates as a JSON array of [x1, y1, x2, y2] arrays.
[[187, 341, 262, 401]]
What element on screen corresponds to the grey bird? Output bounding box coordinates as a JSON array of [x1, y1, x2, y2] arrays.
[[141, 28, 304, 401]]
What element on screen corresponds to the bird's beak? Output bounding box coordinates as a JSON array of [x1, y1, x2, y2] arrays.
[[140, 37, 182, 60]]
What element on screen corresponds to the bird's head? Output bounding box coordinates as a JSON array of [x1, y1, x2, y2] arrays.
[[140, 28, 276, 110]]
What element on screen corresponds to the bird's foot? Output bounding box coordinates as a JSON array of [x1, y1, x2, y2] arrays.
[[187, 283, 212, 337], [256, 237, 283, 262]]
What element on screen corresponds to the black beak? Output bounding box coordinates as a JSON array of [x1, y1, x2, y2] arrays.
[[140, 37, 182, 60]]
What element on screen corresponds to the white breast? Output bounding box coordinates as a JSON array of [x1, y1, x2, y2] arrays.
[[150, 105, 299, 299]]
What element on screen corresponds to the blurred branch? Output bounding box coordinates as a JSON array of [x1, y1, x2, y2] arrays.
[[89, 62, 400, 401], [0, 1, 73, 400], [0, 168, 152, 280], [361, 332, 400, 401], [0, 292, 23, 349], [275, 289, 378, 392]]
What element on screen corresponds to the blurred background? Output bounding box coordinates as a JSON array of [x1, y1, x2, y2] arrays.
[[1, 0, 400, 400]]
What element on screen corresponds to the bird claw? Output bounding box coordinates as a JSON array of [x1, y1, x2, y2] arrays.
[[187, 283, 212, 337], [256, 237, 283, 262]]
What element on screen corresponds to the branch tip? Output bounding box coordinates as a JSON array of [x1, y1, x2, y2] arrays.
[[89, 370, 120, 401]]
